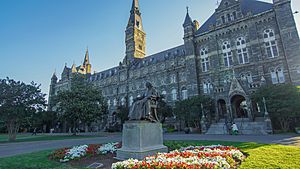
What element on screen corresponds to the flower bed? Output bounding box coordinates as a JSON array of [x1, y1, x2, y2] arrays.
[[49, 142, 121, 162], [112, 145, 245, 169]]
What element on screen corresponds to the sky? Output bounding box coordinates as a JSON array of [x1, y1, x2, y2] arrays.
[[0, 0, 300, 98]]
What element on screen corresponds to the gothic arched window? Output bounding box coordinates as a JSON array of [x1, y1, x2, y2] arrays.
[[236, 37, 249, 64], [107, 100, 111, 107], [203, 80, 212, 94], [161, 91, 167, 101], [264, 29, 278, 58], [171, 89, 177, 101], [270, 67, 285, 84], [222, 41, 233, 67], [181, 87, 188, 100], [121, 97, 126, 106], [129, 96, 134, 106], [113, 98, 118, 106], [200, 48, 210, 72]]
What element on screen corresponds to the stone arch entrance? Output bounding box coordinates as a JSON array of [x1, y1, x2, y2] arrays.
[[231, 95, 247, 118], [217, 99, 227, 119]]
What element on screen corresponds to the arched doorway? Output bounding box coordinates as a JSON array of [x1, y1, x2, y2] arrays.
[[217, 99, 227, 119], [231, 95, 247, 118]]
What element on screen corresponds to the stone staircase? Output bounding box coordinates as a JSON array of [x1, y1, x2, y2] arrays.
[[206, 118, 269, 135]]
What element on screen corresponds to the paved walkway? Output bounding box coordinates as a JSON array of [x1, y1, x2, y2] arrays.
[[0, 133, 299, 158]]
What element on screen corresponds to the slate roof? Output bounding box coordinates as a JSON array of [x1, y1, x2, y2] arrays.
[[196, 0, 273, 35], [90, 45, 185, 81], [183, 12, 193, 26]]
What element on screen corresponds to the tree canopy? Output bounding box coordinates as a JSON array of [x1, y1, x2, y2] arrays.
[[0, 77, 46, 141], [252, 84, 300, 131], [54, 74, 107, 134], [174, 96, 214, 128]]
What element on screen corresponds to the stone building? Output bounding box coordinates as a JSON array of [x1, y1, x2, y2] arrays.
[[49, 0, 300, 134]]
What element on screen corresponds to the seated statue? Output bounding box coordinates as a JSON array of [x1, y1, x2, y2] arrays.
[[128, 82, 159, 122]]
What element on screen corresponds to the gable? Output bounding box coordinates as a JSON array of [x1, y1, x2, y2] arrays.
[[196, 0, 273, 35], [217, 0, 239, 11]]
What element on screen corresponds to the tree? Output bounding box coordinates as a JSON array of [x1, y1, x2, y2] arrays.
[[174, 96, 213, 128], [0, 78, 46, 141], [157, 97, 173, 123], [116, 105, 129, 125], [54, 74, 107, 135], [30, 111, 58, 133], [252, 84, 300, 132]]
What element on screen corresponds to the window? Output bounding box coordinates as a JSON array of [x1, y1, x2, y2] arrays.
[[232, 12, 237, 20], [227, 13, 231, 22], [200, 48, 210, 72], [129, 96, 134, 106], [203, 81, 211, 94], [236, 37, 249, 64], [171, 89, 177, 101], [181, 87, 188, 100], [113, 98, 118, 106], [271, 68, 285, 84], [222, 41, 233, 67], [161, 91, 167, 101], [246, 73, 253, 83], [171, 74, 176, 83], [264, 29, 278, 58], [277, 68, 285, 83], [107, 100, 111, 107], [221, 16, 226, 24], [121, 97, 126, 106]]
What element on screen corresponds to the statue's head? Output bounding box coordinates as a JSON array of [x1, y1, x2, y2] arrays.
[[146, 82, 152, 89]]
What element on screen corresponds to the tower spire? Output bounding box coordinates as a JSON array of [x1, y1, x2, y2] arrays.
[[82, 47, 91, 74], [183, 6, 193, 26], [125, 0, 146, 62], [83, 47, 89, 65], [131, 0, 140, 13]]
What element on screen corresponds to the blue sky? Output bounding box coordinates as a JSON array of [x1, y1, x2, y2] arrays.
[[0, 0, 299, 98]]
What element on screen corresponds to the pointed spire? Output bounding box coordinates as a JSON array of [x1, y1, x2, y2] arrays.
[[183, 6, 193, 26], [71, 63, 77, 73], [83, 47, 90, 65], [51, 70, 57, 78], [51, 69, 58, 83], [131, 0, 140, 14]]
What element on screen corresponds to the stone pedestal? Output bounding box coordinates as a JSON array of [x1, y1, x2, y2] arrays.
[[116, 121, 168, 160]]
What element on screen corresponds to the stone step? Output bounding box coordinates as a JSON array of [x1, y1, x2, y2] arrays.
[[206, 120, 270, 135]]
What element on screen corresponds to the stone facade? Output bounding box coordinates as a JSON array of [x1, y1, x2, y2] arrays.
[[49, 0, 300, 131]]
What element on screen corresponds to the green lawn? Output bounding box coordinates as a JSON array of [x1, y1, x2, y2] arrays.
[[0, 141, 299, 169], [0, 134, 99, 143], [0, 150, 77, 169]]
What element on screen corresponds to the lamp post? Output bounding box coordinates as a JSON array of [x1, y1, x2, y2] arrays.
[[262, 97, 269, 118], [262, 97, 273, 134]]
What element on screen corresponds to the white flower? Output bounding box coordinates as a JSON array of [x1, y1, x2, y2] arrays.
[[98, 142, 119, 154]]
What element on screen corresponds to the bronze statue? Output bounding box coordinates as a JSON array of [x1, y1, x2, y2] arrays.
[[128, 82, 159, 122]]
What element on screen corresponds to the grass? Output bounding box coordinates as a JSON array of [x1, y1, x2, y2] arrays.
[[0, 150, 77, 169], [0, 134, 99, 143], [0, 141, 299, 168]]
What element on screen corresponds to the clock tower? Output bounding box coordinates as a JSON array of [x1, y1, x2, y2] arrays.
[[124, 0, 146, 63]]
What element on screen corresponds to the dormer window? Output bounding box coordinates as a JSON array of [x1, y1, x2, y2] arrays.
[[221, 16, 226, 24], [233, 12, 237, 20], [136, 21, 140, 28]]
